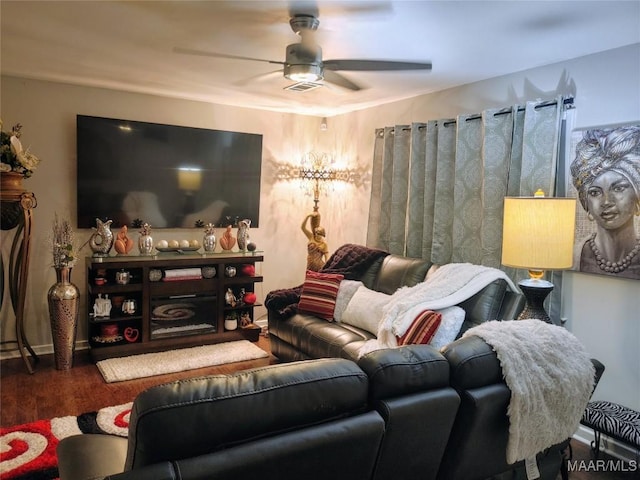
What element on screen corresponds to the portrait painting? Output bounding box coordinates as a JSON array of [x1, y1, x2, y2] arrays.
[[567, 123, 640, 280]]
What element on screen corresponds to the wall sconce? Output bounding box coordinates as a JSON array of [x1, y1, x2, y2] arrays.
[[501, 189, 576, 323]]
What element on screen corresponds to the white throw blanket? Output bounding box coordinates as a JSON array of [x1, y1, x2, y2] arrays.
[[358, 263, 517, 356], [464, 319, 595, 464]]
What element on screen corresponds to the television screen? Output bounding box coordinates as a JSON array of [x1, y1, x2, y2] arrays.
[[76, 115, 262, 229]]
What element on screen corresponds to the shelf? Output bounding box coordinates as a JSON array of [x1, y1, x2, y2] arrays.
[[86, 253, 264, 362]]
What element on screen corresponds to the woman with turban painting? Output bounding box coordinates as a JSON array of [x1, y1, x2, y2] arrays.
[[570, 125, 640, 279]]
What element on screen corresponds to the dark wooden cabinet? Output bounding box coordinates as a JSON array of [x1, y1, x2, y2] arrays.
[[85, 252, 263, 361]]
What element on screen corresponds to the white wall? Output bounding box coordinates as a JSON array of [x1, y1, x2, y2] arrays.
[[2, 44, 638, 412]]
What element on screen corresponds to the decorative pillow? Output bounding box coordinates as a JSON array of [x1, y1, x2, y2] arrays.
[[333, 280, 364, 322], [397, 310, 442, 345], [297, 270, 345, 321], [341, 285, 390, 335], [429, 306, 466, 349]]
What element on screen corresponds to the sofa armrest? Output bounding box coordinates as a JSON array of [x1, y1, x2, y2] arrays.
[[57, 434, 128, 480]]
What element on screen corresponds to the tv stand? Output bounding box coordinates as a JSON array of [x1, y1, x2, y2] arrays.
[[85, 252, 263, 362]]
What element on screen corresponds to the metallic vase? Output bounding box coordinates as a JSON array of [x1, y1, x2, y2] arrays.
[[203, 232, 216, 252], [138, 234, 154, 255], [47, 267, 80, 370]]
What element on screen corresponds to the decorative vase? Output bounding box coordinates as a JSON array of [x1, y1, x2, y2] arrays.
[[203, 232, 217, 252], [138, 234, 153, 255], [224, 314, 238, 331], [219, 225, 236, 251], [89, 218, 114, 257], [237, 219, 251, 251], [0, 171, 26, 194], [47, 267, 80, 370]]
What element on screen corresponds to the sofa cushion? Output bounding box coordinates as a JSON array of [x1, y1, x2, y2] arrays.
[[373, 254, 432, 295], [297, 271, 344, 321], [333, 280, 364, 322], [341, 286, 390, 335], [429, 306, 466, 349], [397, 310, 442, 345]]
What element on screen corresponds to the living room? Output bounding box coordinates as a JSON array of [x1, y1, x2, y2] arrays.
[[1, 1, 639, 477]]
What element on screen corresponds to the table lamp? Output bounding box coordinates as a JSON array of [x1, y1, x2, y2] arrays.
[[501, 190, 577, 323]]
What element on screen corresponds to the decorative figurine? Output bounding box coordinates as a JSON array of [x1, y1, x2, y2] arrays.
[[301, 211, 328, 272], [92, 294, 112, 317], [203, 223, 217, 252], [219, 225, 236, 251], [237, 219, 251, 251], [138, 222, 153, 255], [240, 311, 252, 328], [89, 218, 114, 257], [225, 287, 237, 307], [114, 225, 135, 255]]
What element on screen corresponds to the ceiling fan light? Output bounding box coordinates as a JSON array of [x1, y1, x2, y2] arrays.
[[285, 63, 323, 82]]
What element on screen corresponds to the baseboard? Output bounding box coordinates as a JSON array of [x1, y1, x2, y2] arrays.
[[573, 425, 639, 462], [1, 340, 90, 361]]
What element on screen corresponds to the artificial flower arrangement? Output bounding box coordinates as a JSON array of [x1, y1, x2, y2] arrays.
[[0, 120, 41, 177], [51, 214, 77, 268]]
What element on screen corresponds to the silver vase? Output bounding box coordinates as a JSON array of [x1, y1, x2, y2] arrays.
[[47, 267, 80, 370], [138, 234, 153, 255], [203, 232, 216, 252]]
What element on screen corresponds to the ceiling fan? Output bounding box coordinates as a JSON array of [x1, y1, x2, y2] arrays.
[[174, 13, 432, 91]]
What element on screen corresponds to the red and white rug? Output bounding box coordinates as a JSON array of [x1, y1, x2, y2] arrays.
[[0, 402, 132, 480]]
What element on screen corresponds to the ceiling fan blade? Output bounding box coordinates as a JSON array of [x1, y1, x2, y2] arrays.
[[173, 47, 284, 66], [323, 70, 361, 91], [233, 69, 284, 87], [323, 59, 432, 72]]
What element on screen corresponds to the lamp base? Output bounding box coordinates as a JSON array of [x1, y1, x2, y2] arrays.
[[517, 278, 554, 324]]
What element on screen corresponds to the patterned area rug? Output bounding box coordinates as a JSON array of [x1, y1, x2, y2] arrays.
[[0, 402, 132, 480], [96, 340, 269, 383]]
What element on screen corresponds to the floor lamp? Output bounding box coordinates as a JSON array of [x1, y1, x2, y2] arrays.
[[501, 190, 577, 323]]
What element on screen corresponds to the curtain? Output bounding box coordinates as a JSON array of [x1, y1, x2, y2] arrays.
[[367, 96, 571, 286]]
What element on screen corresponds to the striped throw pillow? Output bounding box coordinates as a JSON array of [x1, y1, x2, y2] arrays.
[[397, 310, 442, 345], [297, 270, 345, 321]]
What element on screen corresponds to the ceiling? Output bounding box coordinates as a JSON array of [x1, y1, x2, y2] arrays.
[[1, 1, 639, 117]]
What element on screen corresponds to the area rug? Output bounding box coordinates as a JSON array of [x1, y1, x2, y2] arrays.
[[96, 340, 269, 383], [0, 402, 132, 480]]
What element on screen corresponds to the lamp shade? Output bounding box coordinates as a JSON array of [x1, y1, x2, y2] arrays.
[[501, 196, 577, 271]]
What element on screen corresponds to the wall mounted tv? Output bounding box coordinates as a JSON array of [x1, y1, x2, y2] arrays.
[[76, 115, 262, 229]]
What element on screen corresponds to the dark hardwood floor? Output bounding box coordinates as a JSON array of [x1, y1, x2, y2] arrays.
[[1, 335, 636, 479]]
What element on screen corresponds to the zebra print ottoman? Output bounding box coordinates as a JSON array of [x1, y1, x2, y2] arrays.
[[580, 400, 640, 457]]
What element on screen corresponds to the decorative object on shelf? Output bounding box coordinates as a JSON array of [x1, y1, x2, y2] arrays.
[[302, 211, 328, 272], [247, 241, 257, 252], [149, 269, 163, 281], [47, 214, 79, 370], [219, 225, 236, 251], [243, 291, 257, 305], [47, 267, 80, 370], [225, 287, 237, 307], [89, 218, 114, 257], [203, 223, 217, 252], [124, 326, 140, 343], [224, 312, 238, 331], [501, 189, 576, 323], [237, 218, 251, 251], [121, 299, 137, 315], [240, 311, 252, 327], [92, 294, 112, 318], [241, 264, 255, 276], [94, 276, 107, 286], [115, 269, 131, 285], [114, 225, 135, 255], [225, 265, 237, 277], [201, 266, 216, 278], [237, 288, 246, 305], [0, 120, 41, 188], [138, 222, 153, 255], [111, 295, 125, 310]]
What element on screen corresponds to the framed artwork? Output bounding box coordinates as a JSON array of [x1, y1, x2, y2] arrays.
[[567, 123, 640, 280]]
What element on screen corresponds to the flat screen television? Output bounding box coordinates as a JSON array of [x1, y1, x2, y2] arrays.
[[76, 115, 262, 229]]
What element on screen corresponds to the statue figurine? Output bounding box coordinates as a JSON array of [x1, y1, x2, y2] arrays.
[[301, 211, 329, 272], [219, 225, 236, 251], [114, 225, 135, 255], [237, 219, 251, 251]]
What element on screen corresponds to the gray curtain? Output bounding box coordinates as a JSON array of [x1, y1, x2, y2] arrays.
[[367, 96, 570, 288]]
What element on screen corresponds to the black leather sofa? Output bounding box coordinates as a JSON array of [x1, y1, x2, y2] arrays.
[[267, 249, 525, 362], [57, 345, 461, 480]]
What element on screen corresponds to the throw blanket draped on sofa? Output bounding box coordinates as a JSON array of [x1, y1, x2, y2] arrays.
[[464, 319, 595, 464], [359, 263, 518, 355], [265, 244, 389, 317]]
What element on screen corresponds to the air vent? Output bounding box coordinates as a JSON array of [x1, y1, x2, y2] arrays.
[[283, 82, 323, 92]]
